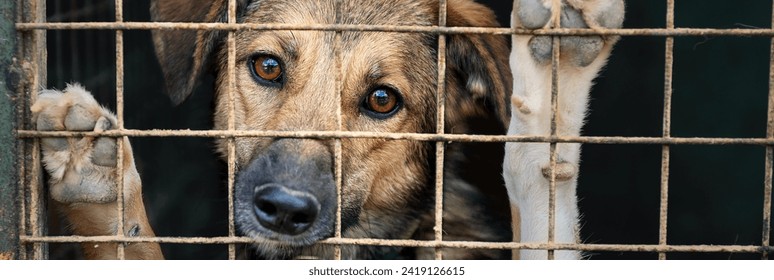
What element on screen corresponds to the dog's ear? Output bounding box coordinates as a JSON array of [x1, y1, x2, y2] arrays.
[[444, 0, 511, 128], [150, 0, 247, 105]]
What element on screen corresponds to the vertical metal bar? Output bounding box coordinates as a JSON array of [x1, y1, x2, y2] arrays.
[[333, 114, 343, 259], [15, 135, 26, 256], [14, 0, 28, 260], [114, 0, 126, 260], [332, 0, 344, 260], [659, 0, 675, 261], [15, 115, 26, 258], [0, 0, 19, 261], [26, 0, 47, 260], [547, 0, 562, 261], [434, 0, 448, 261], [333, 43, 344, 260], [546, 43, 559, 260], [764, 134, 772, 260], [28, 126, 42, 260], [762, 0, 774, 261], [227, 0, 238, 261]]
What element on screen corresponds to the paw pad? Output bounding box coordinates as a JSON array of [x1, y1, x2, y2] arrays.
[[515, 0, 624, 67], [517, 0, 551, 29]]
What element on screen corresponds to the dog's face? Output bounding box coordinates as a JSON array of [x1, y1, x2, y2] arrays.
[[151, 0, 510, 258], [220, 1, 438, 257]]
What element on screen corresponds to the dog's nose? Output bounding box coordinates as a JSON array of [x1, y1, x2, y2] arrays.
[[253, 184, 320, 235]]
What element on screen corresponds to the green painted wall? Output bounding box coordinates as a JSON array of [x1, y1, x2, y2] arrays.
[[0, 0, 19, 260]]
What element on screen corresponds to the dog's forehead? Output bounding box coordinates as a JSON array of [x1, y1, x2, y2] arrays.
[[243, 0, 436, 26], [236, 0, 438, 73]]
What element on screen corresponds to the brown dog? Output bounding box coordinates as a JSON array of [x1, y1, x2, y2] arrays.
[[33, 0, 513, 259]]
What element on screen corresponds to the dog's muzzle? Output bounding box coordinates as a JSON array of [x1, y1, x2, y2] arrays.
[[234, 139, 336, 248]]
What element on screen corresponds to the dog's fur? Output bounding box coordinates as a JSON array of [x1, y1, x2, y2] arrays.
[[32, 0, 623, 260]]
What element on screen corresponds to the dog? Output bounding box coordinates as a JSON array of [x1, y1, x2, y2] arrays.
[[31, 0, 623, 259]]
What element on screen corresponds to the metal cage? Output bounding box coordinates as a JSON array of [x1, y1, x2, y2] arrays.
[[1, 0, 773, 260]]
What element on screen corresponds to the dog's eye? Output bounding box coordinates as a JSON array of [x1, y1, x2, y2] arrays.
[[361, 87, 402, 119], [250, 55, 283, 84]]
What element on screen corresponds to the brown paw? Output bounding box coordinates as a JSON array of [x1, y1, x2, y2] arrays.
[[31, 84, 123, 204]]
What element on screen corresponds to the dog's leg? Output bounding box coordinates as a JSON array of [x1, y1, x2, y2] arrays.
[[31, 84, 162, 259], [505, 0, 624, 260]]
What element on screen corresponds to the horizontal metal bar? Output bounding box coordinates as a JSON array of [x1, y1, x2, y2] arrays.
[[18, 235, 772, 254], [14, 22, 774, 37], [15, 129, 774, 146]]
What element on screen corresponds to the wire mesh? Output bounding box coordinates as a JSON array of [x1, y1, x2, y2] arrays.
[[10, 0, 774, 260]]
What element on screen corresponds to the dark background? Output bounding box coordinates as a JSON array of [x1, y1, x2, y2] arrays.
[[45, 0, 774, 259]]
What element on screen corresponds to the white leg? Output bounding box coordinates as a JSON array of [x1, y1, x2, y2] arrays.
[[505, 0, 625, 260]]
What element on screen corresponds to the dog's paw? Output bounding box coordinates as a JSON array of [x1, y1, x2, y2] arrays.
[[514, 0, 624, 67], [31, 84, 125, 204]]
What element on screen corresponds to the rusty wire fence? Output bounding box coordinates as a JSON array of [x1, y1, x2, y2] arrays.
[[6, 0, 774, 260]]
